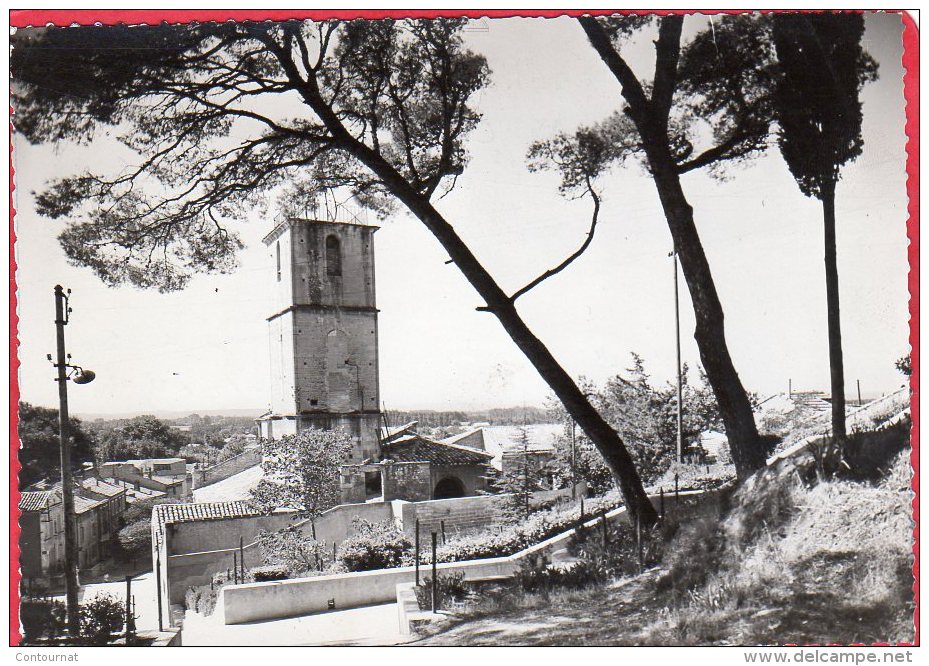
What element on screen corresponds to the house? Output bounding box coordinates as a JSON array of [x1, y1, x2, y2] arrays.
[[442, 423, 563, 472], [18, 490, 65, 582], [340, 431, 495, 503], [99, 457, 190, 500], [19, 476, 129, 578]]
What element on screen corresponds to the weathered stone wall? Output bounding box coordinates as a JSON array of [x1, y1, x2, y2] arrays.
[[383, 462, 432, 501], [430, 465, 488, 498], [192, 448, 262, 489], [396, 495, 504, 539]]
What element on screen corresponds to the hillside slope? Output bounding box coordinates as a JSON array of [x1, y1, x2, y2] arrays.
[[416, 428, 914, 646]]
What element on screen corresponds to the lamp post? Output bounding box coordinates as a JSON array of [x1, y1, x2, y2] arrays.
[[51, 285, 96, 636]]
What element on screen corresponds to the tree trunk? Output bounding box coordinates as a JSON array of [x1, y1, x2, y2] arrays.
[[395, 185, 659, 527], [649, 161, 766, 478], [292, 64, 658, 528], [821, 179, 847, 441], [577, 16, 765, 479]]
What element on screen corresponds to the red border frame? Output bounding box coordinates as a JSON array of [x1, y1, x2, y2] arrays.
[[8, 8, 920, 647]]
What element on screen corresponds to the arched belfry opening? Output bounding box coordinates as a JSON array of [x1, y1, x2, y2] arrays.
[[326, 234, 342, 276]]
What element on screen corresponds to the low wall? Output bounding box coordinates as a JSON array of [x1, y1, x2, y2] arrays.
[[193, 449, 262, 489], [222, 556, 515, 624], [220, 489, 704, 625]]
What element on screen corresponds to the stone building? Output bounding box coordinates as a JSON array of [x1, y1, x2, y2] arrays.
[[257, 216, 381, 463], [18, 490, 65, 582]]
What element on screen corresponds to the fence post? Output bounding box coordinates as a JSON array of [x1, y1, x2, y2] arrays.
[[155, 549, 164, 632], [441, 520, 447, 545], [239, 536, 245, 580], [659, 488, 665, 522], [601, 509, 608, 547], [415, 519, 421, 586], [636, 513, 643, 573], [233, 552, 239, 584], [580, 497, 585, 522], [674, 472, 679, 504], [431, 532, 438, 613], [125, 576, 134, 640]]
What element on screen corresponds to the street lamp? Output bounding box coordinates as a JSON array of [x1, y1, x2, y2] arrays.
[[50, 285, 95, 636]]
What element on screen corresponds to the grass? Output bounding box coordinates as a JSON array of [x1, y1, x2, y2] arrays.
[[414, 428, 914, 646]]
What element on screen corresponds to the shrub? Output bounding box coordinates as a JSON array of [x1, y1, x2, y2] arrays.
[[79, 594, 124, 646], [339, 518, 412, 572], [185, 584, 219, 616], [251, 564, 289, 582], [258, 525, 330, 575], [513, 558, 609, 595], [426, 495, 622, 565], [414, 572, 468, 610], [20, 599, 67, 643]]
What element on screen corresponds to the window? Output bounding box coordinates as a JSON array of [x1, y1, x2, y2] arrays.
[[326, 235, 342, 276], [275, 241, 282, 282]]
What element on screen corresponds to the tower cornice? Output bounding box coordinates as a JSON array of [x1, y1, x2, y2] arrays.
[[262, 217, 380, 246], [266, 303, 380, 321]]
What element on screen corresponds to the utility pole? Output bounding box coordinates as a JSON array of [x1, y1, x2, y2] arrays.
[[673, 250, 683, 465], [857, 379, 862, 407], [53, 285, 80, 636]]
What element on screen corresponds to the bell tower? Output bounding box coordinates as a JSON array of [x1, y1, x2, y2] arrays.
[[258, 216, 381, 463]]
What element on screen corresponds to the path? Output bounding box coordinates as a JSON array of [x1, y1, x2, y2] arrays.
[[181, 602, 408, 646], [53, 571, 160, 633]]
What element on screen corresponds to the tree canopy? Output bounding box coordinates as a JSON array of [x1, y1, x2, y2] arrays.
[[11, 19, 488, 291], [772, 13, 877, 199], [18, 402, 96, 489], [249, 428, 351, 525], [95, 415, 188, 462]]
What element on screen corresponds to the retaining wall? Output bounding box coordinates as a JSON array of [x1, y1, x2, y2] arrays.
[[192, 448, 262, 489], [220, 489, 703, 625]]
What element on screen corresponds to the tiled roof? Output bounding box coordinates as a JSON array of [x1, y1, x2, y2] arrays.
[[81, 478, 126, 497], [151, 475, 185, 486], [73, 493, 107, 514], [153, 501, 258, 531], [19, 491, 60, 513], [480, 425, 562, 455], [383, 435, 494, 466], [379, 421, 418, 443]]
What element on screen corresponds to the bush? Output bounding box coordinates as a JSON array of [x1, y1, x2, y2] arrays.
[[185, 585, 219, 616], [427, 495, 622, 565], [20, 599, 67, 643], [251, 565, 289, 582], [338, 518, 412, 572], [79, 594, 124, 646], [512, 558, 609, 595], [414, 572, 468, 610], [258, 525, 330, 575]]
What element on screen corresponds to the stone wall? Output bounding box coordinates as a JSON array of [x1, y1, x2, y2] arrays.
[[383, 462, 433, 501], [192, 448, 262, 489], [395, 495, 504, 539]]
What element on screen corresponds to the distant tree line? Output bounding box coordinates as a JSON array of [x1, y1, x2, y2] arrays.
[[16, 402, 256, 489]]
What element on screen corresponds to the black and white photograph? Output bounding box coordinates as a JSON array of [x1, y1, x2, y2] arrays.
[[8, 7, 918, 652]]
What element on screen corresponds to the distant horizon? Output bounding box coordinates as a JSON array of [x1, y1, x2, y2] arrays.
[[16, 385, 907, 423]]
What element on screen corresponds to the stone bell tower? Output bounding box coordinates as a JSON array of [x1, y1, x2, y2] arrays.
[[257, 216, 381, 463]]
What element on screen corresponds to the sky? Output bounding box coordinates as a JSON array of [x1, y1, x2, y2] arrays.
[[12, 13, 911, 417]]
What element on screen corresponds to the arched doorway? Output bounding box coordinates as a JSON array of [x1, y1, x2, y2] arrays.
[[433, 476, 466, 500]]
